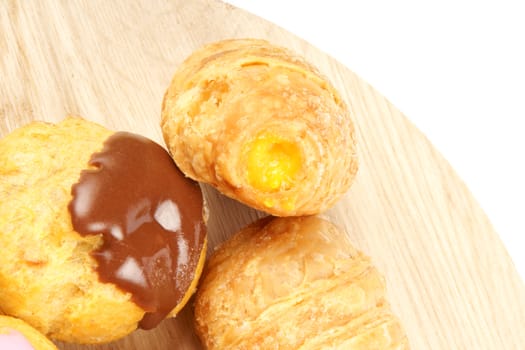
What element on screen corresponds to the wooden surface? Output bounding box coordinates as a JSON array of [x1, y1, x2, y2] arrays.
[[1, 1, 524, 349]]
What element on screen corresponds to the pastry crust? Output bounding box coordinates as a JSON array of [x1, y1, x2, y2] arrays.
[[161, 39, 358, 216], [194, 216, 409, 349], [0, 117, 206, 343], [0, 315, 57, 350]]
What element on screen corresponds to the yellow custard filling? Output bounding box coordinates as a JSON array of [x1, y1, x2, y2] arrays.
[[244, 134, 302, 193]]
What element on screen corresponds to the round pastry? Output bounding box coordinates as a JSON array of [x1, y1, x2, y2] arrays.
[[161, 38, 358, 216], [0, 315, 57, 350], [0, 117, 207, 343], [194, 216, 409, 349]]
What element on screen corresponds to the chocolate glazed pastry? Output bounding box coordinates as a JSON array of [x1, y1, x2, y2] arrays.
[[0, 117, 207, 344], [69, 132, 206, 329]]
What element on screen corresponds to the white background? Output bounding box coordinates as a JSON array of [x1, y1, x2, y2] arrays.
[[225, 0, 525, 280]]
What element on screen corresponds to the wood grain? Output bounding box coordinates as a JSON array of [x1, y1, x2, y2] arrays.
[[1, 0, 524, 349]]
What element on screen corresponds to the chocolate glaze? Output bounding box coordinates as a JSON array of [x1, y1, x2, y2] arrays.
[[68, 132, 205, 329]]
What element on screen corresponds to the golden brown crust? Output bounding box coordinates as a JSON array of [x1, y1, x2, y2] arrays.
[[161, 39, 358, 216], [0, 117, 206, 343], [194, 216, 409, 349], [0, 315, 58, 350]]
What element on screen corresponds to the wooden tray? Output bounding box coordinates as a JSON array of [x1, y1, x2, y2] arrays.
[[1, 1, 524, 349]]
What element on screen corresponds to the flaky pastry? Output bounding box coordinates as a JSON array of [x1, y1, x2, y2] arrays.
[[161, 39, 358, 216], [194, 216, 409, 349]]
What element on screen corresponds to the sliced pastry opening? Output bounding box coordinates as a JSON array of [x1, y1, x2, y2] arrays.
[[243, 133, 302, 193]]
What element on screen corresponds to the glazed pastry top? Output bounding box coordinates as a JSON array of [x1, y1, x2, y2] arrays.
[[69, 131, 206, 329]]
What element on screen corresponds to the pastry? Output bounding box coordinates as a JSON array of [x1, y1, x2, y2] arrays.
[[0, 315, 57, 350], [194, 216, 409, 349], [161, 38, 358, 216], [0, 117, 207, 343]]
